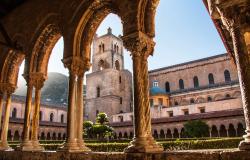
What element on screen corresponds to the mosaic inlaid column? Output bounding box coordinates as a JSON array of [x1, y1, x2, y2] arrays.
[[31, 73, 46, 151], [122, 32, 163, 153]]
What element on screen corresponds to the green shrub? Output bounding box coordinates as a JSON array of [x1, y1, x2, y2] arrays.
[[8, 138, 243, 151]]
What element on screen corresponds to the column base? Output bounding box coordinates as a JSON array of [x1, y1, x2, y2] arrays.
[[77, 140, 91, 152], [239, 131, 250, 150], [0, 141, 13, 151], [124, 136, 164, 153], [32, 140, 44, 151], [16, 140, 35, 151], [58, 139, 82, 152]]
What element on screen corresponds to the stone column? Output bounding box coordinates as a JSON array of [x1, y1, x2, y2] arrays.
[[122, 32, 163, 153], [31, 73, 46, 151], [0, 92, 12, 150], [207, 0, 250, 149], [60, 71, 80, 152], [0, 93, 3, 130], [76, 67, 91, 151], [18, 77, 34, 151]]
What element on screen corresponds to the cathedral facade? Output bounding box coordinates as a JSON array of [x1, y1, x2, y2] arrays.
[[85, 28, 133, 122]]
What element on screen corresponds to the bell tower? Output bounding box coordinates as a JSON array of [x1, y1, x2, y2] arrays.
[[85, 28, 133, 122], [92, 27, 124, 72]]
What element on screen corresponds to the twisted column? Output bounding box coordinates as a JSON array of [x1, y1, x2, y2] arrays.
[[206, 0, 250, 150], [0, 83, 15, 150], [31, 73, 46, 151], [122, 32, 163, 153]]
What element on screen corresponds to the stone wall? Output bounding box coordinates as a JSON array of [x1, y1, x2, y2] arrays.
[[0, 149, 249, 160]]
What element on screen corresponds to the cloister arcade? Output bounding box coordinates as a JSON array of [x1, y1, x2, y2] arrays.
[[0, 0, 249, 156]]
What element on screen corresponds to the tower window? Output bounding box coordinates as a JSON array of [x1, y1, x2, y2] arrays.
[[98, 60, 105, 71], [168, 111, 173, 117], [102, 44, 105, 52], [119, 76, 122, 83], [165, 82, 170, 92], [39, 111, 43, 121], [193, 76, 199, 88], [183, 109, 189, 115], [97, 87, 100, 97], [208, 73, 214, 85], [199, 107, 205, 113], [179, 79, 184, 90], [120, 97, 123, 104], [115, 60, 120, 70], [224, 70, 231, 82]]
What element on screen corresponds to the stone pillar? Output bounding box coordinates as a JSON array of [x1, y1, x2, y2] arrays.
[[206, 0, 250, 150], [0, 93, 3, 130], [122, 32, 163, 153], [60, 56, 90, 152], [31, 73, 46, 151], [18, 77, 34, 151], [0, 93, 12, 150], [76, 64, 91, 151]]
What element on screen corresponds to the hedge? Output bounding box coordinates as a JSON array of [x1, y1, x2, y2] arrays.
[[8, 138, 243, 152]]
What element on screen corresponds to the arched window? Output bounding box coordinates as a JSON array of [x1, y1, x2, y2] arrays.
[[208, 73, 214, 85], [115, 60, 120, 70], [12, 108, 17, 118], [193, 76, 199, 88], [190, 98, 195, 104], [98, 60, 105, 71], [96, 110, 99, 116], [97, 87, 100, 97], [165, 82, 170, 92], [99, 44, 102, 52], [179, 79, 184, 90], [207, 96, 212, 102], [39, 111, 43, 121], [50, 113, 54, 122], [102, 44, 105, 52], [61, 114, 64, 123], [224, 70, 231, 82]]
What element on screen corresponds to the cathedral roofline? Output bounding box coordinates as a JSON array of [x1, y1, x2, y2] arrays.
[[149, 53, 229, 73]]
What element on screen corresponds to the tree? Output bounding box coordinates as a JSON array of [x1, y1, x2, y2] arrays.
[[96, 112, 109, 125], [83, 121, 93, 138], [83, 112, 114, 139], [184, 120, 209, 138]]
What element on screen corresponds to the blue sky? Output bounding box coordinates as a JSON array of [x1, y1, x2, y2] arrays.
[[19, 0, 226, 78]]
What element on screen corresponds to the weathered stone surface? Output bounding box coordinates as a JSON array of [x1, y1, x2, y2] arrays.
[[1, 149, 250, 160]]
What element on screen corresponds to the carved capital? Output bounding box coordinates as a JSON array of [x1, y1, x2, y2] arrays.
[[122, 31, 155, 60], [62, 56, 91, 76], [0, 83, 16, 95], [207, 0, 250, 32], [30, 72, 47, 90]]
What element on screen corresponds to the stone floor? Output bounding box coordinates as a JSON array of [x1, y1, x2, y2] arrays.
[[0, 149, 250, 160]]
